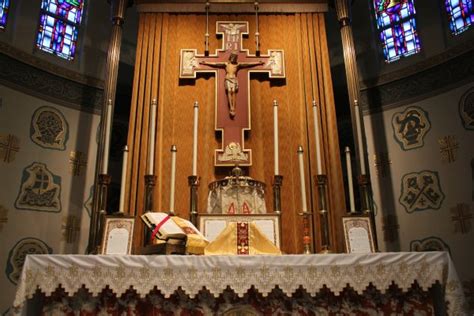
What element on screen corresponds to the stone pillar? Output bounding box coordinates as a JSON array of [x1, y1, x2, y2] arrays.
[[87, 0, 131, 253], [334, 0, 367, 177]]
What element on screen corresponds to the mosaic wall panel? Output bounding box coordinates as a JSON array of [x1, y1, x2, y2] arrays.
[[30, 106, 69, 150], [399, 170, 444, 213], [391, 106, 431, 151]]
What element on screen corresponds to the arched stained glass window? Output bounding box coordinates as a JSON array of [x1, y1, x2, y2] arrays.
[[0, 0, 10, 30], [373, 0, 421, 63], [36, 0, 85, 60], [445, 0, 473, 35]]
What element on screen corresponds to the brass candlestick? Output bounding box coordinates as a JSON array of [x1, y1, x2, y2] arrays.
[[188, 175, 199, 226], [358, 174, 379, 252], [144, 174, 157, 244], [315, 174, 332, 253], [95, 174, 111, 253], [272, 175, 283, 214]]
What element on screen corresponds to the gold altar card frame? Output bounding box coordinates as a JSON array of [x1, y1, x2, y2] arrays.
[[100, 215, 135, 255], [342, 215, 375, 254], [198, 214, 281, 248]]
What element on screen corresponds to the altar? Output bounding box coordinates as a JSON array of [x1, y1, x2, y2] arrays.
[[12, 252, 468, 315]]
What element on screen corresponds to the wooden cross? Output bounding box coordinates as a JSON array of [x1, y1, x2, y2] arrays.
[[69, 151, 88, 176], [0, 134, 20, 163], [180, 21, 285, 167]]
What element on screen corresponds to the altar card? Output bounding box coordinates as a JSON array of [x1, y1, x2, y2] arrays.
[[342, 216, 375, 253], [101, 216, 135, 255]]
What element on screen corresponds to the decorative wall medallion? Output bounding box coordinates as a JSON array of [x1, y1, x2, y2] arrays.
[[5, 237, 52, 285], [382, 214, 399, 243], [439, 135, 459, 163], [0, 134, 20, 163], [0, 205, 8, 232], [459, 87, 474, 130], [30, 106, 69, 150], [218, 142, 248, 162], [84, 185, 93, 217], [15, 162, 61, 213], [62, 215, 81, 244], [399, 170, 445, 213], [69, 151, 88, 176], [410, 236, 450, 254], [373, 152, 392, 177], [392, 106, 431, 150], [450, 203, 472, 234]]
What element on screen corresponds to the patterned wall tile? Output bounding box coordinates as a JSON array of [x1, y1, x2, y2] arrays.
[[450, 203, 472, 234], [399, 170, 445, 213], [0, 134, 20, 163], [391, 106, 431, 151], [459, 87, 474, 130], [410, 236, 450, 254], [30, 106, 69, 151], [14, 162, 62, 213], [5, 237, 52, 285]]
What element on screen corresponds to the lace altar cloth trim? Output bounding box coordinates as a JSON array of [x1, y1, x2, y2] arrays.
[[13, 252, 467, 314]]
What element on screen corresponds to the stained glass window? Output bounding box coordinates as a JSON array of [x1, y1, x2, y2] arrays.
[[36, 0, 85, 60], [0, 0, 9, 30], [373, 0, 421, 63], [445, 0, 473, 35]]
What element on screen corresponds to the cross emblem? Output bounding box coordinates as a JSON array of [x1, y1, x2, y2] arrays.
[[382, 214, 399, 243], [439, 135, 459, 163], [450, 203, 472, 234], [0, 134, 20, 163], [62, 215, 81, 243], [180, 21, 285, 166], [69, 151, 88, 176], [0, 205, 8, 232]]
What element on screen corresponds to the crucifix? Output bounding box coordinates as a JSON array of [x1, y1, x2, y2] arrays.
[[180, 21, 285, 167]]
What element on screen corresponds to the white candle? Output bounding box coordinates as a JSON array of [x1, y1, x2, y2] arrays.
[[148, 99, 157, 175], [118, 145, 128, 213], [345, 146, 356, 213], [102, 99, 113, 174], [169, 145, 177, 214], [297, 146, 308, 213], [354, 100, 366, 175], [312, 100, 323, 175], [192, 101, 199, 176], [273, 100, 279, 175]]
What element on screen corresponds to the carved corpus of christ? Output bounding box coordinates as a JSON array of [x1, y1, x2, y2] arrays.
[[200, 53, 264, 118], [179, 21, 285, 167]]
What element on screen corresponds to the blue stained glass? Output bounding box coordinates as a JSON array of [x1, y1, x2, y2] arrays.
[[373, 0, 420, 63], [445, 0, 473, 35], [37, 0, 84, 60], [41, 0, 83, 24], [37, 13, 79, 60], [0, 0, 10, 29]]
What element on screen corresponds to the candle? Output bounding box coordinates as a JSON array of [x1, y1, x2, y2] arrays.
[[192, 101, 199, 176], [102, 99, 113, 174], [312, 100, 323, 175], [273, 100, 279, 175], [148, 99, 157, 175], [354, 100, 366, 175], [345, 146, 356, 213], [118, 145, 128, 213], [169, 145, 177, 214], [297, 146, 308, 213]]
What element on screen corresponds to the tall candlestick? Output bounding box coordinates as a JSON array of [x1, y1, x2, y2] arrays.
[[297, 146, 308, 213], [148, 99, 157, 175], [354, 100, 366, 175], [192, 101, 199, 176], [312, 100, 323, 175], [345, 146, 356, 213], [169, 145, 177, 214], [102, 99, 113, 174], [273, 100, 279, 175], [118, 145, 128, 213]]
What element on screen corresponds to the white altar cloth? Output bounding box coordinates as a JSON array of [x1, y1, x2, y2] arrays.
[[13, 252, 467, 314]]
